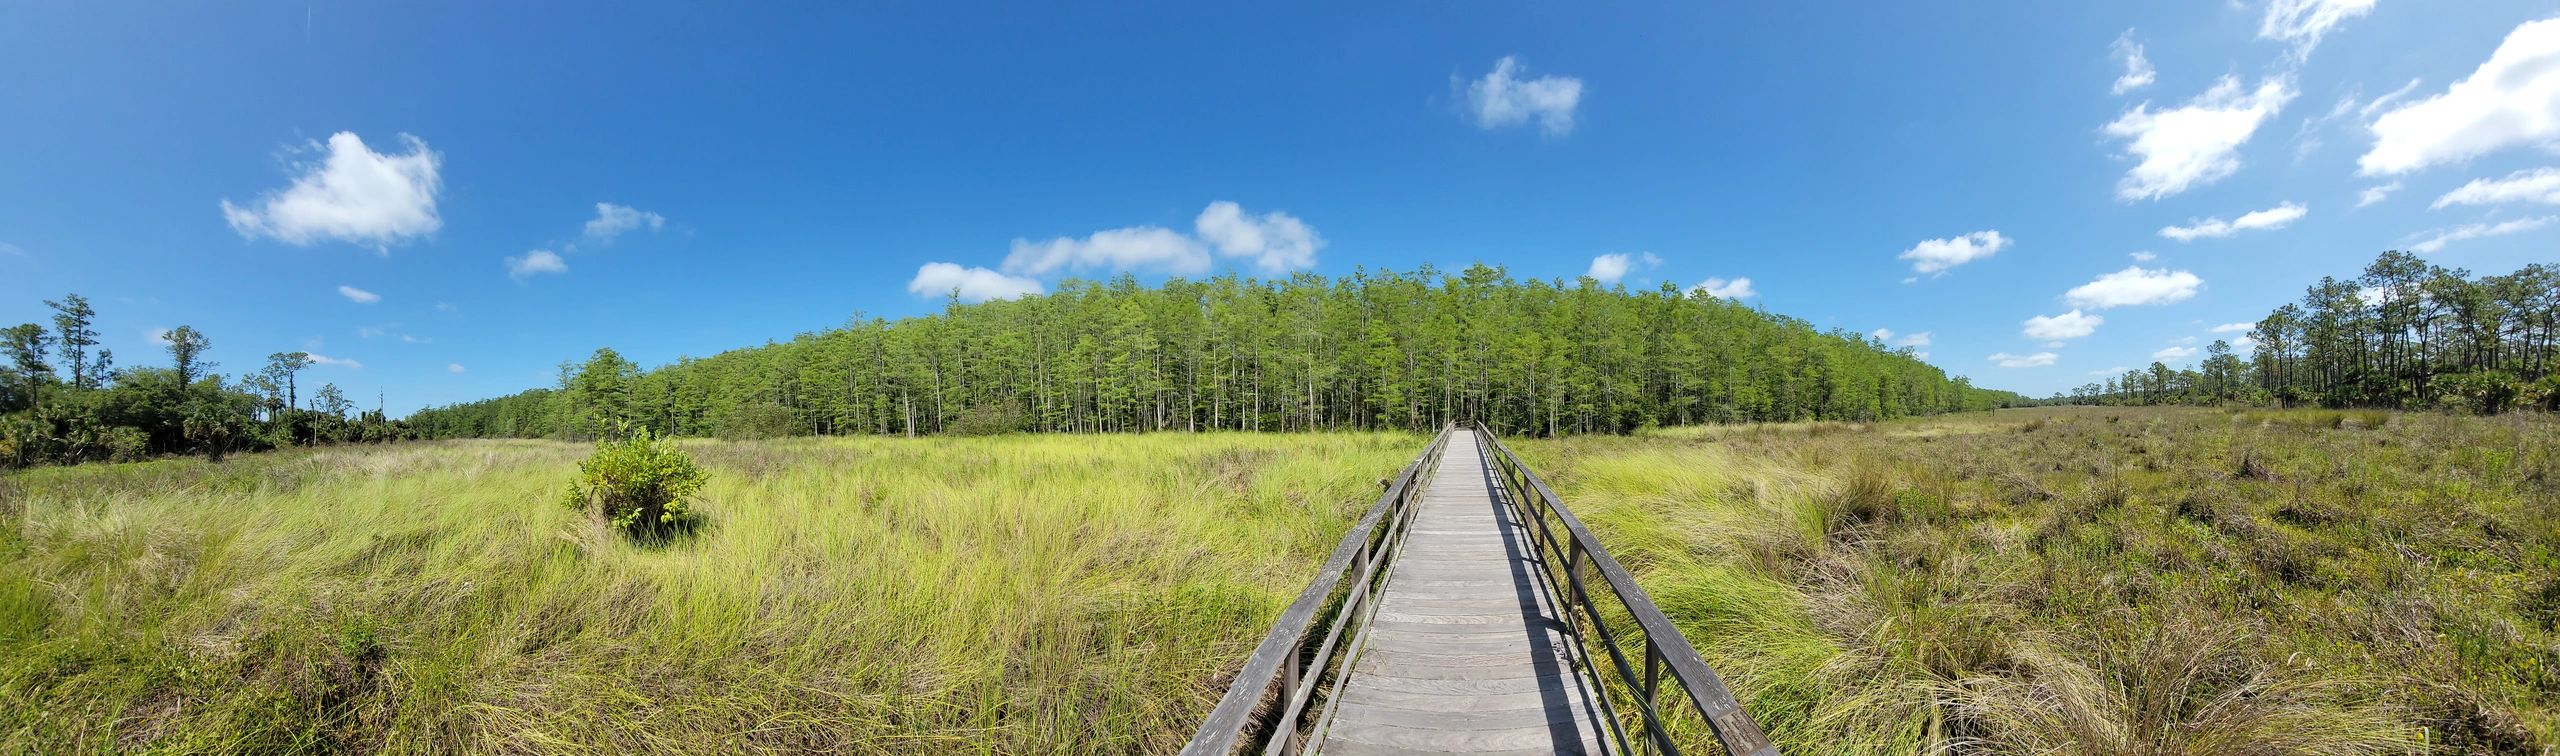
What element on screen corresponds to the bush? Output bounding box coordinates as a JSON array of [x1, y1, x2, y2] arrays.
[[945, 402, 1028, 436], [560, 426, 709, 538], [711, 403, 800, 440]]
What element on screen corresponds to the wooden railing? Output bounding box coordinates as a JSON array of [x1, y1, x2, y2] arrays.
[[1475, 423, 1779, 756], [1181, 423, 1455, 756]]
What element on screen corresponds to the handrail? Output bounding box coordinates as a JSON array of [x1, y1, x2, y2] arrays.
[[1183, 423, 1455, 756], [1474, 423, 1779, 756]]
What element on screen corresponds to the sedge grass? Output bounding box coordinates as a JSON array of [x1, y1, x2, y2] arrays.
[[0, 432, 1417, 753]]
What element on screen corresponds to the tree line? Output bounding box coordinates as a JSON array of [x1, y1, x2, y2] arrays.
[[411, 265, 2028, 441], [2062, 252, 2560, 414], [0, 294, 410, 467]]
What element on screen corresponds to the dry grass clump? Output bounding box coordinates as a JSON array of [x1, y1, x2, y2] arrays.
[[0, 432, 1416, 753], [1531, 406, 2560, 753]]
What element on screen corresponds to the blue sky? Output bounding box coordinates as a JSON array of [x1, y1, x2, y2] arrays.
[[4, 1, 2558, 412]]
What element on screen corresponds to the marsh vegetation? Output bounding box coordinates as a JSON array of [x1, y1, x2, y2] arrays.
[[0, 433, 1414, 753], [1525, 406, 2558, 753]]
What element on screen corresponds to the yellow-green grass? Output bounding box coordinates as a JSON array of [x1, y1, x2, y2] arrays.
[[1517, 407, 2559, 754], [0, 433, 1418, 753]]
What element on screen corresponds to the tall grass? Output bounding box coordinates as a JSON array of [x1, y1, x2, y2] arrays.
[[1522, 406, 2558, 753], [0, 433, 1416, 753]]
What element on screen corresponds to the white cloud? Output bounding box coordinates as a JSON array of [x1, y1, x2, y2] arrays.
[[434, 301, 457, 313], [2362, 19, 2560, 175], [447, 363, 466, 374], [2434, 168, 2560, 208], [2358, 182, 2403, 208], [2232, 334, 2261, 350], [1894, 331, 1932, 348], [2064, 267, 2203, 308], [306, 353, 363, 369], [1194, 201, 1322, 275], [995, 202, 1324, 279], [1899, 230, 2009, 276], [2090, 366, 2131, 377], [2024, 310, 2103, 341], [2210, 322, 2256, 333], [146, 327, 172, 345], [1991, 352, 2059, 368], [222, 132, 442, 248], [507, 250, 568, 280], [1691, 277, 1756, 299], [2410, 216, 2557, 253], [2153, 345, 2200, 362], [1003, 226, 1206, 277], [1585, 252, 1662, 284], [337, 285, 381, 304], [1467, 56, 1583, 137], [2111, 30, 2156, 95], [908, 262, 1047, 303], [579, 203, 665, 246], [2105, 76, 2296, 200], [2359, 79, 2423, 120], [2258, 0, 2375, 60], [357, 326, 386, 339], [2158, 201, 2308, 241]]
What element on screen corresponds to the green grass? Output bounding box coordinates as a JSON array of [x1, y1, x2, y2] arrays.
[[0, 433, 1417, 753], [1519, 407, 2560, 754]]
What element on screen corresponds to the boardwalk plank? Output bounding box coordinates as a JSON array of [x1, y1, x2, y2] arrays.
[[1315, 432, 1616, 755]]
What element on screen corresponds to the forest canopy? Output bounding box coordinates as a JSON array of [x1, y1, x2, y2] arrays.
[[409, 265, 2027, 441]]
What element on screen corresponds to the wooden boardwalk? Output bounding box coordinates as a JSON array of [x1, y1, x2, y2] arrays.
[[1310, 431, 1617, 755]]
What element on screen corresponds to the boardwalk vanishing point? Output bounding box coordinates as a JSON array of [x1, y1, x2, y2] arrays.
[[1184, 424, 1777, 756]]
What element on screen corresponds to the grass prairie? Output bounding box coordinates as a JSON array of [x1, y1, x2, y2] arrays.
[[0, 433, 1418, 753], [1518, 406, 2559, 754]]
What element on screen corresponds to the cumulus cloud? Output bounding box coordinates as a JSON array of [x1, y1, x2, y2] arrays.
[[1900, 230, 2010, 276], [2129, 251, 2158, 262], [507, 250, 568, 280], [996, 202, 1324, 279], [307, 353, 363, 369], [2258, 0, 2375, 60], [1003, 226, 1206, 277], [2362, 19, 2560, 175], [2065, 267, 2203, 308], [2153, 345, 2200, 362], [2434, 168, 2560, 208], [2105, 76, 2296, 201], [1467, 56, 1584, 137], [579, 203, 666, 246], [907, 262, 1047, 303], [1692, 277, 1756, 299], [1585, 252, 1662, 284], [222, 132, 442, 248], [2211, 322, 2257, 334], [2024, 310, 2104, 341], [2358, 182, 2403, 208], [2112, 30, 2156, 95], [447, 363, 466, 374], [1195, 201, 1322, 275], [337, 285, 381, 304], [146, 328, 173, 345], [1871, 329, 1933, 349], [1991, 352, 2059, 368], [2159, 202, 2308, 241], [2410, 216, 2556, 253]]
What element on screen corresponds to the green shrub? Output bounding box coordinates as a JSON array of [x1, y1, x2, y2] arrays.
[[711, 403, 799, 440], [945, 402, 1028, 436], [560, 426, 709, 538]]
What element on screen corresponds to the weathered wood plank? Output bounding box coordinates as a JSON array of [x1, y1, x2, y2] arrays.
[[1311, 431, 1617, 754]]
